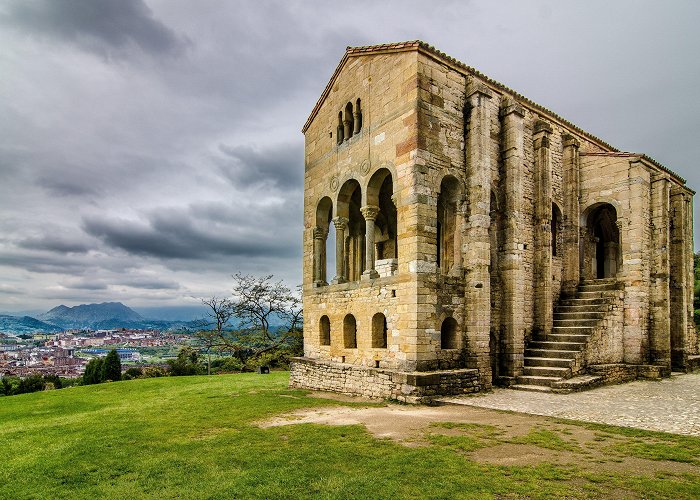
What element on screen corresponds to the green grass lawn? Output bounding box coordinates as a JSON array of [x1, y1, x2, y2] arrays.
[[1, 372, 698, 499]]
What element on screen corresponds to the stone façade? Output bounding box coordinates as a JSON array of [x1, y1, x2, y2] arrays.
[[289, 41, 698, 402]]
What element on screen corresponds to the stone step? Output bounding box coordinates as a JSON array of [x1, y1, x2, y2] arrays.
[[551, 326, 593, 334], [516, 375, 563, 387], [577, 291, 612, 299], [554, 311, 605, 319], [580, 279, 617, 285], [525, 348, 579, 359], [548, 333, 590, 343], [578, 283, 619, 292], [528, 340, 586, 351], [523, 366, 572, 378], [511, 384, 553, 393], [553, 318, 599, 326], [559, 299, 606, 307], [523, 356, 572, 368]]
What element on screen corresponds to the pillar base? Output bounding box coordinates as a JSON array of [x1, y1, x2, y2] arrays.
[[331, 277, 347, 285], [361, 270, 379, 281], [313, 280, 328, 288]]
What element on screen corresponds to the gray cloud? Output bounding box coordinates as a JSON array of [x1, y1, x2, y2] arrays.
[[0, 0, 698, 311], [1, 0, 190, 60], [217, 143, 304, 190], [82, 199, 301, 261], [18, 234, 92, 254]]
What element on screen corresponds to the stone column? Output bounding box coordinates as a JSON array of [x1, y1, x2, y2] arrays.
[[562, 134, 580, 295], [649, 174, 670, 367], [499, 99, 526, 382], [361, 205, 379, 280], [450, 203, 464, 277], [464, 81, 494, 387], [669, 187, 689, 369], [533, 120, 553, 338], [331, 216, 348, 284], [313, 226, 328, 287]]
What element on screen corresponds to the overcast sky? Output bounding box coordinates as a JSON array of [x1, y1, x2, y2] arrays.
[[1, 0, 699, 313]]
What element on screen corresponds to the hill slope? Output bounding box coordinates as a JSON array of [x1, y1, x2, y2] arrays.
[[1, 374, 698, 499], [0, 314, 63, 334]]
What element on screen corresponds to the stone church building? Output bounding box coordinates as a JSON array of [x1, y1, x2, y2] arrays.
[[289, 41, 698, 401]]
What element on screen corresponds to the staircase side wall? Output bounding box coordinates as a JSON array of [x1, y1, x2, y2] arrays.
[[584, 291, 626, 366]]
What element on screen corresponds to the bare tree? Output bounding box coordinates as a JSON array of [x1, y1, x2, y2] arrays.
[[198, 297, 236, 375], [196, 273, 303, 370]]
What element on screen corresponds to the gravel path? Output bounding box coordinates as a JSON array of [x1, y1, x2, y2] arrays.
[[439, 373, 700, 436]]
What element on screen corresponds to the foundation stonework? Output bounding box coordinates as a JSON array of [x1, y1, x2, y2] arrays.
[[290, 41, 697, 400]]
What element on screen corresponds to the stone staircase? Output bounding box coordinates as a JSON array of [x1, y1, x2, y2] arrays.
[[512, 279, 618, 392]]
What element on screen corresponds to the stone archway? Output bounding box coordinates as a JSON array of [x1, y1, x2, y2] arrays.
[[585, 203, 621, 279]]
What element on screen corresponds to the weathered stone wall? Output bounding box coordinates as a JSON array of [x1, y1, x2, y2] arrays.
[[289, 356, 481, 402], [297, 42, 697, 400]]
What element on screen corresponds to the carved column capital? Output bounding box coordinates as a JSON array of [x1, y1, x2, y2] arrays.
[[562, 134, 580, 149], [360, 205, 380, 221], [332, 216, 349, 231], [499, 99, 525, 118]]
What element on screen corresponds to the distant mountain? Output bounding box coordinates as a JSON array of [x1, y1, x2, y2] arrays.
[[39, 302, 143, 329], [0, 302, 207, 334], [0, 315, 63, 334]]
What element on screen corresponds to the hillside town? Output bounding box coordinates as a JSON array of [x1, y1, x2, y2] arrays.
[[0, 329, 192, 378]]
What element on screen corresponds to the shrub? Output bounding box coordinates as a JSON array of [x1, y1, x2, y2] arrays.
[[141, 366, 167, 378]]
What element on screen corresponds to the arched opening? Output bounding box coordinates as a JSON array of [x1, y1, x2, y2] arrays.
[[314, 197, 333, 285], [440, 317, 458, 349], [367, 168, 398, 264], [354, 98, 362, 134], [586, 203, 620, 279], [552, 203, 562, 257], [336, 112, 344, 145], [344, 102, 354, 141], [337, 180, 365, 282], [371, 313, 387, 348], [343, 314, 357, 348], [437, 176, 462, 274], [319, 315, 331, 346]]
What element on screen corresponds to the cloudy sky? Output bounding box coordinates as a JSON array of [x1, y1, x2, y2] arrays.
[[1, 0, 699, 313]]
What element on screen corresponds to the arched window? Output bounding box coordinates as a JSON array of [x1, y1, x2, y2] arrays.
[[337, 179, 364, 281], [319, 315, 331, 346], [437, 176, 461, 273], [440, 317, 458, 349], [372, 313, 387, 348], [336, 112, 344, 144], [314, 197, 333, 285], [552, 203, 562, 257], [354, 98, 362, 134], [344, 102, 354, 141], [343, 314, 357, 348]]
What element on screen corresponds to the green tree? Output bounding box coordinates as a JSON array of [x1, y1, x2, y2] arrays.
[[102, 349, 122, 382], [83, 357, 104, 385], [168, 347, 203, 376]]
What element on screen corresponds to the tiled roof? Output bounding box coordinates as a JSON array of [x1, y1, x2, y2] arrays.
[[302, 41, 688, 187]]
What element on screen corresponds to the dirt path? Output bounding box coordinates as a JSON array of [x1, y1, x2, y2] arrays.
[[259, 396, 700, 477]]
